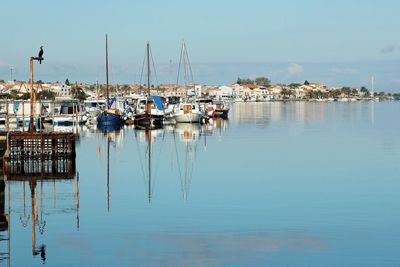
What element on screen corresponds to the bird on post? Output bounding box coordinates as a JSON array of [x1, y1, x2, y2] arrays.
[[38, 46, 44, 64]]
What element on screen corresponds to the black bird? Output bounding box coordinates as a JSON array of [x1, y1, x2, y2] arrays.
[[38, 46, 44, 64]]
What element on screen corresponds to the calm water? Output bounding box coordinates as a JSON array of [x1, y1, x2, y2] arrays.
[[1, 101, 400, 266]]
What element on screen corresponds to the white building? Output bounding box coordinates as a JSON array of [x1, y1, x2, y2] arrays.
[[50, 84, 72, 97]]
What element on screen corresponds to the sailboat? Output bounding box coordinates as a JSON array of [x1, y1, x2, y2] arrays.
[[97, 34, 124, 129], [173, 41, 203, 123], [133, 42, 164, 129]]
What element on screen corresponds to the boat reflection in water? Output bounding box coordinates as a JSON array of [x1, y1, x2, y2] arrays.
[[97, 123, 123, 133], [134, 126, 166, 203], [1, 141, 78, 266], [173, 123, 201, 201], [98, 129, 121, 211], [0, 183, 8, 265]]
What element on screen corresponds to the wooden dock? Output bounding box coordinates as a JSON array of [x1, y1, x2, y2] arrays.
[[1, 131, 76, 181]]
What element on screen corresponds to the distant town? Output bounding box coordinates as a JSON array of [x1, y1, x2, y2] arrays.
[[1, 76, 399, 102]]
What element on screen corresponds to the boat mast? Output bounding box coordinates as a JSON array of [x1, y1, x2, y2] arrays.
[[371, 76, 374, 98], [146, 42, 151, 116], [105, 34, 109, 109], [183, 42, 188, 99]]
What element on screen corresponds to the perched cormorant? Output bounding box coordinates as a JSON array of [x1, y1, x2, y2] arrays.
[[38, 46, 44, 64]]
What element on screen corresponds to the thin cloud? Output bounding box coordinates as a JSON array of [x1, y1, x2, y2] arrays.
[[330, 67, 359, 75], [380, 45, 396, 54], [287, 63, 304, 77]]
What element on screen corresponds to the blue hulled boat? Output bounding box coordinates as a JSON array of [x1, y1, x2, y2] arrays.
[[97, 34, 124, 129], [97, 110, 123, 126]]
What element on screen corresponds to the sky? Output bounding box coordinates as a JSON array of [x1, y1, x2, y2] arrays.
[[1, 0, 400, 91]]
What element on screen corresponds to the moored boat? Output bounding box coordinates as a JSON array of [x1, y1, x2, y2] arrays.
[[133, 42, 164, 129], [97, 34, 124, 129], [173, 103, 203, 123]]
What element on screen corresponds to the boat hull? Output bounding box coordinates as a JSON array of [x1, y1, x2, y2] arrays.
[[53, 115, 87, 126], [214, 109, 229, 118], [133, 114, 164, 129], [97, 112, 124, 126], [174, 112, 202, 123]]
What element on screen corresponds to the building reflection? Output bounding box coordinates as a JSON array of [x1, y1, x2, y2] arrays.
[[232, 102, 329, 125]]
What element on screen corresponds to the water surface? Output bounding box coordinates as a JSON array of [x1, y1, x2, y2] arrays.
[[2, 101, 400, 266]]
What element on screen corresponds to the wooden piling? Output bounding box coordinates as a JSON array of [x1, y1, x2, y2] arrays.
[[4, 131, 76, 180], [22, 100, 25, 132], [5, 99, 9, 132]]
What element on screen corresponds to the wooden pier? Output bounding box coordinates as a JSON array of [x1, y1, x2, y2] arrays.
[[1, 131, 76, 181]]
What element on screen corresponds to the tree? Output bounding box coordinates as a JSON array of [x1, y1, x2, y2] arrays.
[[340, 87, 351, 96], [65, 78, 70, 86], [236, 77, 254, 85], [329, 89, 341, 98], [350, 88, 358, 96], [37, 90, 56, 100], [360, 86, 369, 97], [9, 90, 19, 99], [281, 88, 294, 99], [121, 84, 130, 93], [71, 84, 87, 101], [255, 77, 271, 87], [289, 83, 302, 89], [378, 91, 385, 97], [304, 80, 309, 85]]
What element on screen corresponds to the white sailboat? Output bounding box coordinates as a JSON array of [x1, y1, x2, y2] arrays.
[[173, 41, 203, 123]]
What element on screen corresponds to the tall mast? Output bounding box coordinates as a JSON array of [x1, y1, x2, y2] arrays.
[[106, 34, 109, 108], [371, 76, 374, 97], [183, 42, 188, 99], [147, 42, 151, 100]]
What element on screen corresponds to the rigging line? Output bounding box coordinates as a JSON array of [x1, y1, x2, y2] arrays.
[[182, 43, 188, 88], [134, 130, 148, 189], [139, 46, 147, 89], [185, 44, 195, 85], [152, 129, 166, 191], [188, 140, 198, 189], [172, 129, 185, 197], [176, 43, 184, 85], [149, 45, 160, 87]]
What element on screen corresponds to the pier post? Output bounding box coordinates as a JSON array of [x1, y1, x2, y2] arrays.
[[5, 99, 9, 132], [28, 57, 36, 133], [39, 98, 42, 131], [22, 100, 25, 132], [75, 104, 78, 135], [72, 103, 75, 133]]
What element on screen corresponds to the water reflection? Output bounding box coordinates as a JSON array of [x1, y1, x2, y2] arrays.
[[174, 124, 200, 201], [0, 186, 8, 265], [1, 150, 78, 266], [232, 101, 378, 125], [2, 102, 399, 266], [97, 129, 121, 211], [133, 127, 164, 203]]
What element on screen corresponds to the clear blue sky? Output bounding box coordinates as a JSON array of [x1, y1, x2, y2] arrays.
[[1, 0, 400, 90]]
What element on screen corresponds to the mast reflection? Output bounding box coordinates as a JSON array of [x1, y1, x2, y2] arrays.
[[134, 127, 165, 203], [1, 143, 78, 266]]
